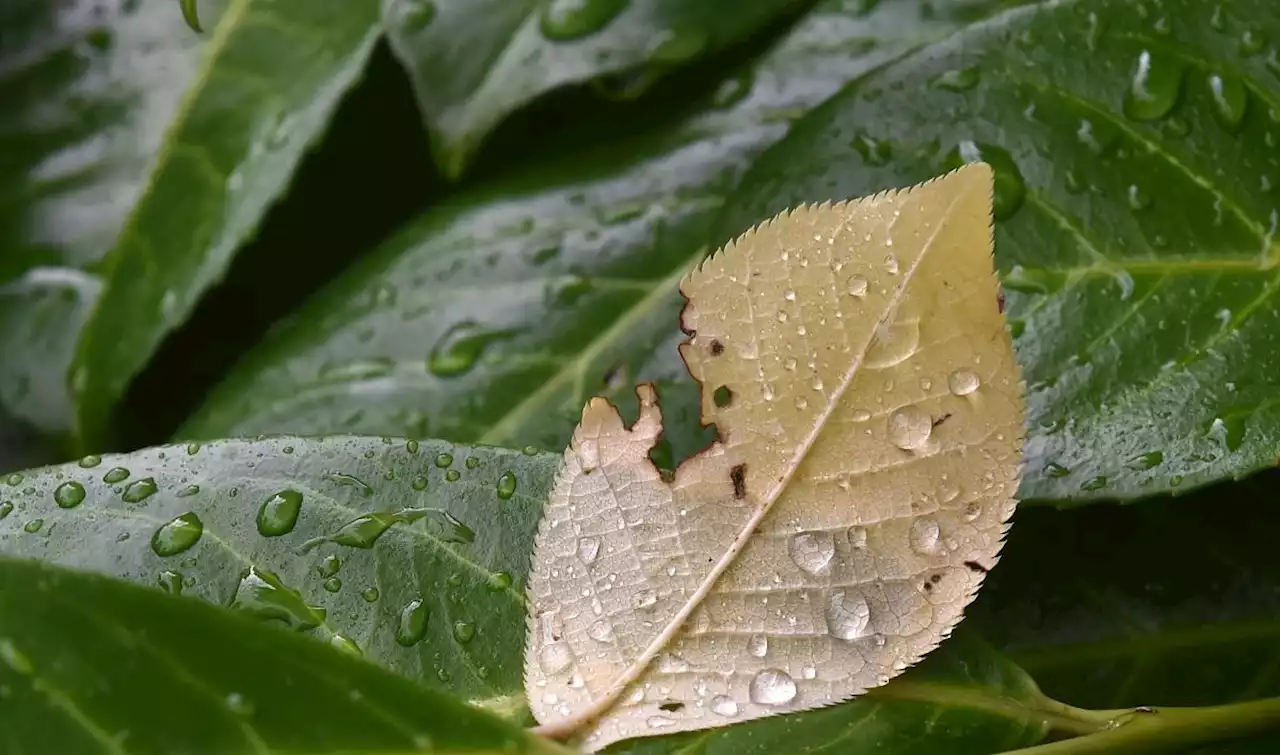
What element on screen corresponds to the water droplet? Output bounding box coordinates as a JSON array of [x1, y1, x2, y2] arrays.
[[848, 525, 868, 548], [1127, 183, 1152, 211], [851, 132, 893, 166], [103, 467, 129, 484], [256, 489, 303, 537], [788, 531, 835, 575], [1126, 450, 1164, 471], [747, 633, 769, 658], [749, 669, 797, 705], [394, 598, 429, 646], [887, 405, 932, 450], [452, 620, 476, 644], [330, 635, 361, 656], [427, 322, 514, 377], [1207, 72, 1248, 132], [883, 253, 899, 274], [587, 619, 615, 643], [1043, 462, 1072, 478], [826, 589, 871, 640], [932, 66, 980, 92], [909, 518, 941, 554], [0, 502, 12, 519], [361, 587, 380, 602], [396, 0, 437, 32], [406, 439, 420, 454], [847, 274, 869, 297], [496, 471, 517, 500], [864, 320, 921, 368], [445, 469, 461, 482], [78, 455, 101, 468], [119, 477, 157, 503], [647, 715, 676, 729], [53, 482, 86, 509], [948, 369, 980, 396], [950, 140, 1026, 220], [963, 501, 983, 521], [23, 519, 43, 533], [323, 577, 342, 593], [1123, 49, 1184, 121], [225, 692, 253, 716], [571, 537, 603, 568], [1080, 475, 1108, 491], [539, 0, 629, 41], [318, 555, 341, 577], [633, 589, 658, 610], [324, 472, 374, 497], [435, 453, 453, 468], [658, 652, 690, 673], [647, 27, 709, 64], [465, 456, 480, 470], [230, 567, 326, 631], [151, 513, 203, 557], [488, 572, 513, 591], [411, 476, 428, 491], [539, 641, 574, 673], [711, 695, 739, 717], [177, 485, 200, 498]]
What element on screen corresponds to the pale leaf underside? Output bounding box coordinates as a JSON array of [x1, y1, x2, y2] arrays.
[[523, 163, 1026, 751]]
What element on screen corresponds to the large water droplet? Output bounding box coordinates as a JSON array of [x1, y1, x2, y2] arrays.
[[864, 320, 921, 368], [847, 274, 869, 297], [256, 489, 303, 537], [749, 669, 797, 705], [496, 471, 517, 500], [427, 322, 514, 378], [23, 519, 43, 533], [948, 369, 980, 396], [887, 405, 932, 450], [747, 633, 769, 658], [102, 467, 129, 484], [788, 531, 835, 575], [396, 0, 437, 32], [711, 695, 739, 717], [151, 513, 203, 557], [1126, 450, 1164, 470], [78, 455, 101, 468], [909, 518, 941, 554], [587, 619, 615, 643], [53, 482, 86, 509], [825, 589, 871, 640], [122, 478, 157, 504], [577, 536, 601, 564], [539, 641, 574, 674], [539, 0, 629, 41], [932, 66, 980, 92], [452, 620, 476, 644], [1123, 49, 1184, 121], [230, 567, 327, 631], [0, 501, 12, 520], [1207, 72, 1248, 132], [395, 599, 429, 646]]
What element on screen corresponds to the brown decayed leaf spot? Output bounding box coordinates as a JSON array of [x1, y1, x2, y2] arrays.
[[523, 163, 1026, 751]]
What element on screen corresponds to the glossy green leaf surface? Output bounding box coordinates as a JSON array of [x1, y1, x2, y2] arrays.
[[382, 0, 802, 177], [0, 0, 381, 450], [0, 436, 554, 710], [973, 473, 1280, 710], [714, 0, 1280, 503], [0, 554, 569, 755], [183, 0, 1027, 447], [0, 435, 1073, 753]]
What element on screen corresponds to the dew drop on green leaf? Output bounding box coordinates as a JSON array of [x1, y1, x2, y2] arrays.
[[23, 519, 43, 534], [0, 502, 12, 520], [256, 489, 304, 537], [395, 598, 429, 646], [539, 0, 629, 41], [318, 555, 341, 577], [53, 482, 86, 509], [176, 484, 200, 498], [441, 511, 475, 544], [103, 467, 129, 484], [361, 587, 380, 603], [931, 66, 980, 92], [445, 470, 461, 482], [406, 439, 420, 454], [465, 456, 480, 470], [1080, 475, 1108, 492], [496, 471, 518, 500], [396, 0, 436, 32], [151, 513, 203, 556], [1207, 72, 1248, 132], [330, 635, 362, 655], [427, 322, 514, 377], [1127, 451, 1164, 471], [186, 443, 201, 456], [1123, 49, 1184, 121], [122, 478, 158, 503], [411, 475, 429, 491], [1043, 462, 1072, 478], [159, 570, 183, 595], [323, 577, 342, 593], [230, 567, 327, 631], [324, 472, 374, 497], [452, 620, 476, 644], [4, 473, 22, 486], [488, 572, 513, 591], [435, 453, 453, 468], [78, 455, 101, 469], [712, 70, 754, 109]]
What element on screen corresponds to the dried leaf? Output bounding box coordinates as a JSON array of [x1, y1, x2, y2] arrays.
[[523, 163, 1025, 751]]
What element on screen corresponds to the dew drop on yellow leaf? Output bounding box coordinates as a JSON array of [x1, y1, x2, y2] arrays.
[[523, 163, 1025, 751]]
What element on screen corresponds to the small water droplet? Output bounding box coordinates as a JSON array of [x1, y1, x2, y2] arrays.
[[577, 536, 601, 564], [788, 531, 835, 575], [78, 455, 101, 468], [1080, 475, 1108, 491], [177, 485, 200, 498], [847, 274, 869, 297], [330, 635, 361, 656], [539, 641, 574, 673], [256, 489, 303, 537], [1207, 72, 1248, 132], [539, 0, 629, 41], [23, 519, 43, 533], [323, 577, 342, 593], [230, 567, 327, 631], [496, 471, 517, 500], [587, 619, 615, 643], [658, 652, 689, 673], [647, 715, 676, 729], [932, 66, 980, 92], [411, 476, 428, 491], [826, 589, 871, 640], [488, 572, 513, 590], [361, 587, 380, 602], [395, 599, 429, 646], [711, 695, 739, 717], [948, 369, 980, 396], [909, 518, 941, 555], [318, 555, 341, 578], [435, 453, 453, 468], [151, 513, 203, 557], [887, 405, 932, 450], [396, 0, 437, 32], [103, 467, 129, 484], [865, 320, 921, 368], [848, 525, 868, 548], [747, 633, 769, 658], [1043, 462, 1072, 478], [1127, 184, 1152, 211], [452, 620, 476, 644], [633, 589, 658, 610], [427, 322, 514, 377], [0, 502, 12, 519], [1126, 450, 1164, 471], [963, 501, 983, 521], [1123, 49, 1184, 121], [53, 482, 86, 509], [749, 669, 797, 705], [883, 253, 899, 274]]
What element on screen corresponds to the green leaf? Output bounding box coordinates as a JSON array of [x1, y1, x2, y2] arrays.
[[0, 0, 381, 451], [382, 0, 803, 177], [712, 0, 1280, 503], [973, 474, 1280, 709], [182, 0, 1027, 447], [0, 553, 571, 754], [0, 436, 554, 710], [0, 434, 1075, 753]]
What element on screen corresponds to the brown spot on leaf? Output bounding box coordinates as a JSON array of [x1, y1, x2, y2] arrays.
[[659, 702, 685, 712], [932, 413, 952, 428], [714, 385, 733, 407], [964, 560, 988, 573], [710, 339, 724, 356], [730, 464, 747, 500]]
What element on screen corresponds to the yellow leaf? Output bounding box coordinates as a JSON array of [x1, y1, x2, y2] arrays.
[[523, 163, 1025, 751]]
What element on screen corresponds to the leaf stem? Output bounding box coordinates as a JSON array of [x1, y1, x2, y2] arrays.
[[998, 696, 1280, 754]]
